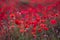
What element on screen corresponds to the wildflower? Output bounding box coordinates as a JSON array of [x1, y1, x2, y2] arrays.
[[25, 24, 30, 28], [15, 19, 21, 25], [40, 24, 47, 28], [50, 19, 57, 24], [38, 28, 42, 32], [44, 27, 49, 31], [10, 13, 15, 18], [19, 29, 25, 33]]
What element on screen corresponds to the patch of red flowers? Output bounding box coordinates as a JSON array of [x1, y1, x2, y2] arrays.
[[0, 0, 60, 39]]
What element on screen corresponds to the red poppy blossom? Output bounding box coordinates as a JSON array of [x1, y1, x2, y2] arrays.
[[50, 20, 57, 24], [40, 20, 46, 23], [25, 24, 30, 28], [10, 13, 15, 18], [38, 28, 42, 32], [36, 17, 40, 21], [19, 29, 25, 33], [44, 27, 49, 31], [15, 19, 21, 25], [31, 31, 36, 35], [40, 24, 47, 28]]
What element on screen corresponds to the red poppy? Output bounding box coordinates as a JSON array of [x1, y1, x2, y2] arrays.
[[10, 13, 15, 18], [15, 19, 21, 25], [19, 29, 25, 33], [44, 27, 49, 31], [25, 24, 30, 28], [40, 24, 47, 28], [31, 31, 36, 35], [38, 28, 42, 32], [40, 20, 46, 23], [50, 20, 57, 24]]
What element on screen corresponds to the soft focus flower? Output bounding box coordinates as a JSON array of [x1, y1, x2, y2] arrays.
[[44, 27, 49, 31], [19, 29, 25, 33], [40, 24, 47, 28], [50, 19, 57, 24], [10, 13, 15, 18], [15, 19, 21, 25]]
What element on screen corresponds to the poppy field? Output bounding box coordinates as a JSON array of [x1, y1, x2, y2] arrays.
[[0, 0, 60, 40]]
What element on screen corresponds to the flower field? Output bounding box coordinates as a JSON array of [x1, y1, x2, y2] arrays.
[[0, 0, 60, 40]]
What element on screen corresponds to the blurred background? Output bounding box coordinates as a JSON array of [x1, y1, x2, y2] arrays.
[[0, 0, 60, 40]]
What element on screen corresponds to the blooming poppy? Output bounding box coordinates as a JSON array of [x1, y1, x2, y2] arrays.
[[15, 19, 21, 25], [50, 19, 57, 24], [44, 27, 49, 31], [10, 13, 15, 18], [19, 29, 25, 33]]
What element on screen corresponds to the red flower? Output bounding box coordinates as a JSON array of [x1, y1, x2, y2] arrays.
[[25, 24, 30, 28], [33, 27, 36, 31], [38, 28, 42, 32], [40, 24, 47, 28], [36, 17, 40, 21], [32, 20, 37, 25], [31, 31, 36, 35], [40, 20, 46, 23], [50, 20, 57, 24], [44, 27, 49, 31], [10, 13, 15, 18], [15, 19, 21, 25], [19, 29, 25, 33]]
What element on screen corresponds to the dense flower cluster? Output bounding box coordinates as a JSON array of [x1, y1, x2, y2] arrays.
[[0, 0, 60, 40]]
